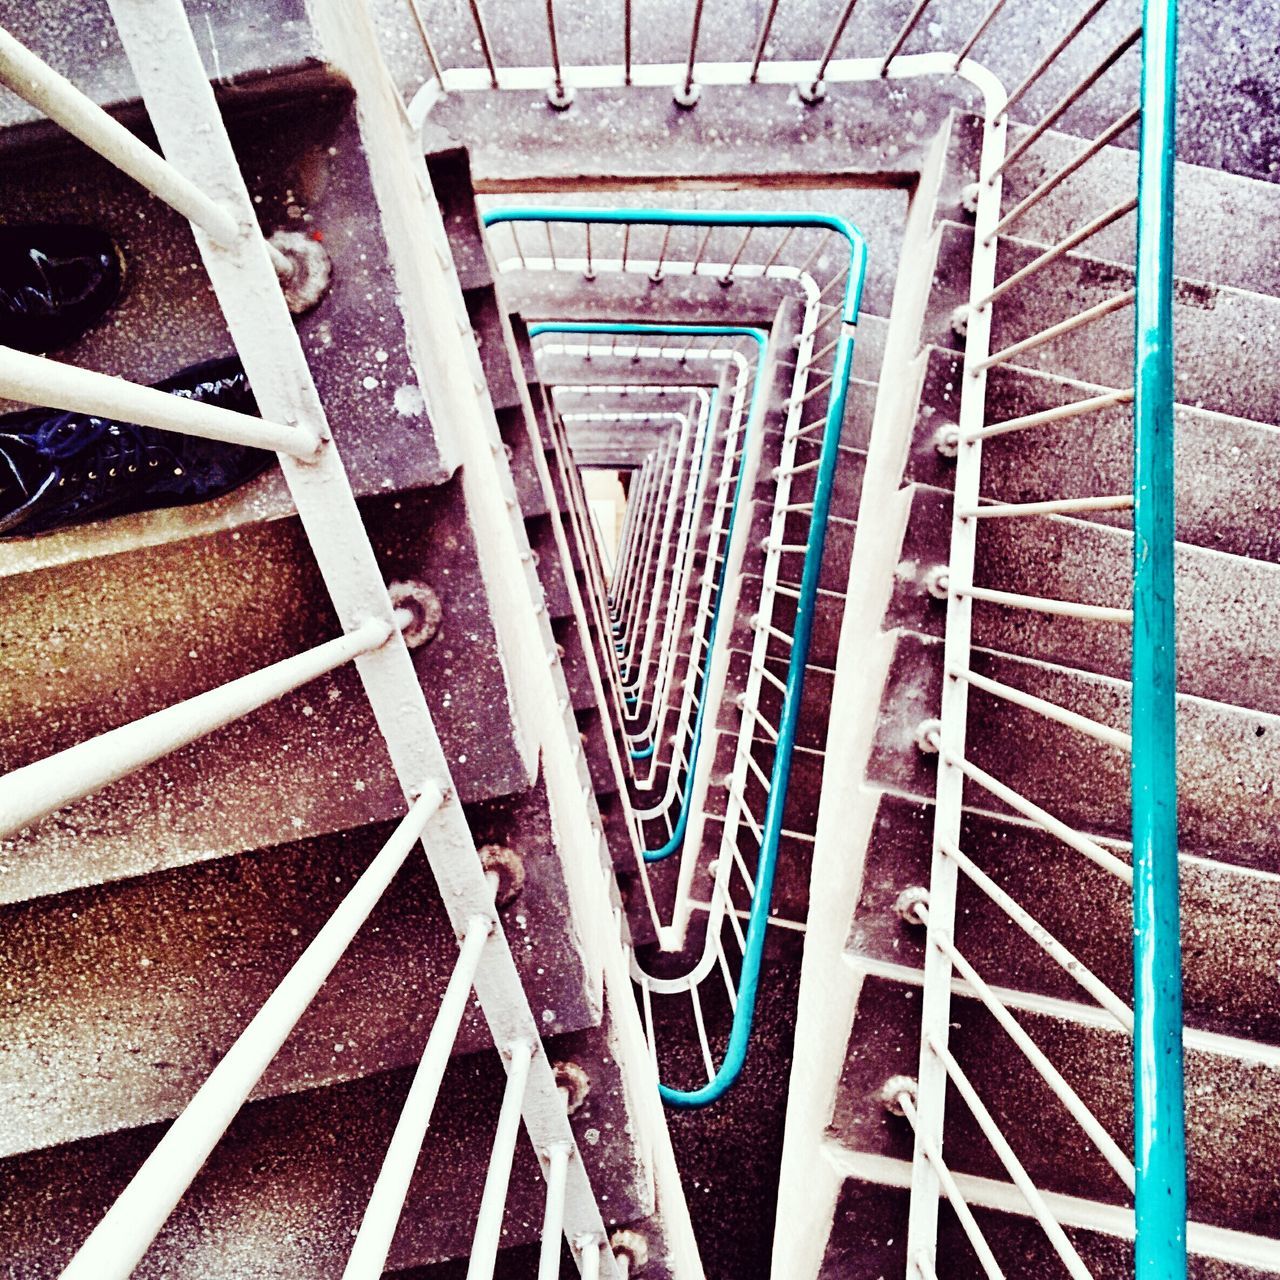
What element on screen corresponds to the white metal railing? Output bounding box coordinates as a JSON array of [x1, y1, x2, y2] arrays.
[[488, 211, 865, 1111], [404, 0, 1187, 1272], [0, 4, 635, 1276]]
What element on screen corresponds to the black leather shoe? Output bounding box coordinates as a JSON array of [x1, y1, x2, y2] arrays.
[[0, 225, 124, 354], [0, 357, 276, 537]]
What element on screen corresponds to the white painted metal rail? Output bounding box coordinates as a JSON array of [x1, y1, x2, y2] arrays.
[[0, 6, 630, 1276]]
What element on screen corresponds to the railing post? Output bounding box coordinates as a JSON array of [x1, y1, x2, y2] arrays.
[[1132, 0, 1186, 1276]]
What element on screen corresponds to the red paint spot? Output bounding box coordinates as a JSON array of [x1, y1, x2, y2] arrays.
[[311, 230, 325, 243]]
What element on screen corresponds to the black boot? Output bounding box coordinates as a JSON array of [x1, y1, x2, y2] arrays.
[[0, 357, 276, 537], [0, 225, 125, 354]]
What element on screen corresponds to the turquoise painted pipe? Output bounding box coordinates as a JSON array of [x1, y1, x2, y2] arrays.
[[526, 319, 766, 858], [497, 214, 868, 1107], [1132, 1, 1187, 1274]]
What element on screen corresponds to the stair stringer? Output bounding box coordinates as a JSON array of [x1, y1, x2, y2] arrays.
[[771, 108, 967, 1280]]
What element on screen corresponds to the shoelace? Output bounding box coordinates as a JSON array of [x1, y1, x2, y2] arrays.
[[31, 416, 177, 511]]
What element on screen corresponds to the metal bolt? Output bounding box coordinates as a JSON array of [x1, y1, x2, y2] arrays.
[[877, 1074, 918, 1116], [799, 77, 827, 104], [554, 1060, 591, 1113], [923, 566, 951, 600], [949, 304, 970, 339], [932, 424, 961, 459], [915, 718, 943, 754], [546, 84, 575, 110], [892, 885, 930, 926], [268, 230, 332, 315], [478, 844, 525, 905], [611, 1229, 650, 1272], [388, 580, 443, 648], [673, 81, 701, 108], [960, 181, 981, 215]]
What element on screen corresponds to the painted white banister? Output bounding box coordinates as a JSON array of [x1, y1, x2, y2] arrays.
[[60, 785, 447, 1280], [0, 618, 392, 839]]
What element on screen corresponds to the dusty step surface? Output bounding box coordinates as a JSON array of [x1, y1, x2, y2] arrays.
[[907, 346, 1280, 563], [0, 775, 599, 1159], [890, 482, 1280, 715], [0, 89, 447, 579], [1001, 122, 1280, 299], [869, 629, 1280, 874], [831, 971, 1280, 1239], [0, 483, 531, 908], [0, 1002, 650, 1278], [927, 221, 1280, 424], [819, 1170, 1280, 1280], [847, 789, 1280, 1048]]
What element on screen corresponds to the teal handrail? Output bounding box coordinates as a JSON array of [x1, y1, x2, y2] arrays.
[[492, 210, 868, 1107], [1132, 1, 1186, 1275], [526, 321, 766, 783]]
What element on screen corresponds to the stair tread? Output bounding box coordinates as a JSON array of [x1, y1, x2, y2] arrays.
[[870, 628, 1280, 873], [0, 1006, 646, 1276], [1002, 120, 1280, 299], [909, 346, 1280, 564], [892, 481, 1280, 716], [847, 789, 1280, 1048], [0, 486, 532, 907], [929, 220, 1280, 425]]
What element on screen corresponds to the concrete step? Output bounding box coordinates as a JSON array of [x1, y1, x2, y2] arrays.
[[0, 999, 649, 1277], [831, 970, 1280, 1241], [0, 773, 599, 1160], [869, 629, 1280, 874], [819, 1164, 1280, 1279], [928, 222, 1280, 425], [1001, 121, 1280, 299], [729, 574, 847, 671], [0, 483, 532, 908], [848, 789, 1280, 1047], [889, 482, 1280, 715], [908, 346, 1280, 563], [0, 88, 449, 579]]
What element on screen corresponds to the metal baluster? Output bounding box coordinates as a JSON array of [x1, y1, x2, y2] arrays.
[[802, 0, 860, 102], [466, 1042, 536, 1280], [953, 0, 1013, 68], [545, 0, 572, 107], [403, 0, 445, 84], [1000, 0, 1115, 118], [749, 0, 783, 81], [880, 0, 937, 76], [466, 0, 500, 87], [623, 0, 633, 84], [675, 0, 706, 106]]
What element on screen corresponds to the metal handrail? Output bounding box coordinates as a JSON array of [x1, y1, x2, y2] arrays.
[[488, 209, 869, 1106], [0, 9, 635, 1275], [1132, 1, 1185, 1271]]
